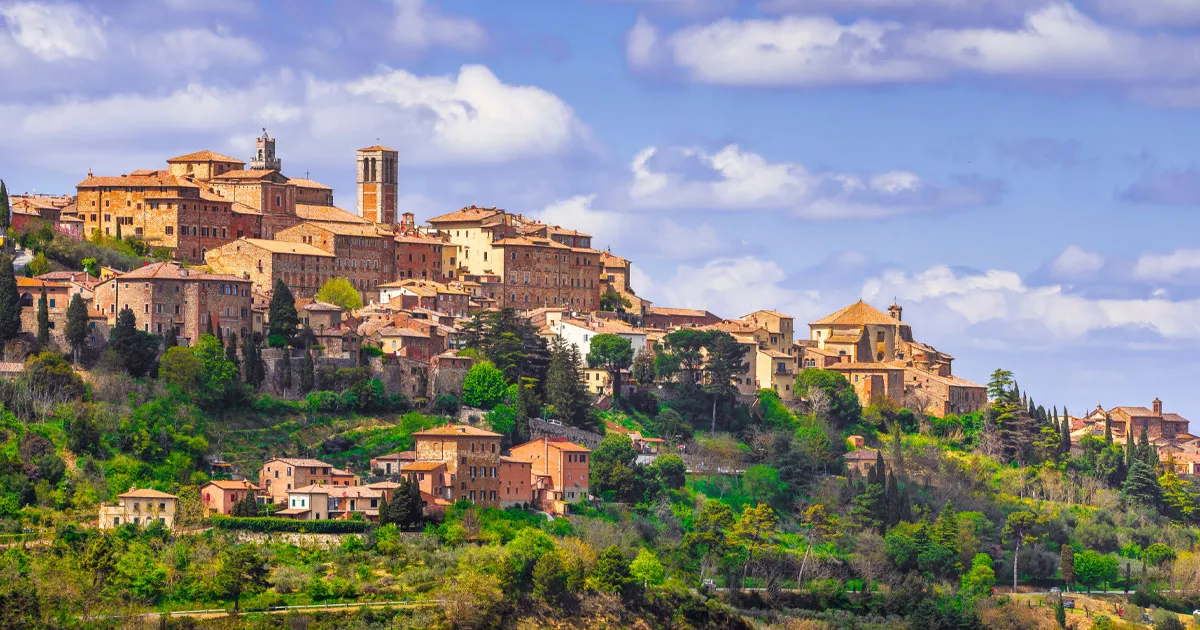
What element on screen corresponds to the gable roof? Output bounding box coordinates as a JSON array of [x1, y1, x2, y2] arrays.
[[111, 261, 247, 283], [267, 457, 333, 468], [77, 170, 197, 189], [412, 424, 502, 438], [212, 169, 283, 181], [236, 239, 335, 257], [288, 177, 332, 190], [295, 204, 370, 225], [167, 150, 244, 164], [427, 206, 504, 224], [359, 145, 396, 152], [811, 300, 898, 327], [118, 488, 177, 499]]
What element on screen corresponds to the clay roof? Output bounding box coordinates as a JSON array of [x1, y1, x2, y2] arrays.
[[303, 300, 343, 312], [110, 262, 247, 283], [359, 145, 396, 152], [412, 424, 502, 438], [825, 334, 862, 344], [167, 150, 244, 164], [601, 251, 630, 266], [401, 461, 447, 472], [288, 178, 332, 190], [811, 300, 898, 327], [330, 468, 355, 477], [17, 277, 67, 289], [37, 271, 97, 283], [118, 488, 177, 499], [646, 306, 714, 318], [394, 234, 443, 245], [832, 361, 906, 371], [744, 309, 792, 320], [212, 169, 280, 181], [295, 204, 369, 224], [513, 437, 591, 453], [376, 326, 430, 338], [203, 480, 259, 490], [237, 239, 335, 257], [1112, 406, 1157, 417], [291, 484, 331, 494], [908, 370, 985, 388], [493, 236, 571, 249], [560, 317, 645, 336], [500, 455, 531, 464], [367, 481, 402, 489], [231, 202, 262, 215], [843, 449, 879, 461], [78, 170, 197, 189], [268, 457, 333, 467], [427, 206, 504, 224], [286, 221, 382, 238]]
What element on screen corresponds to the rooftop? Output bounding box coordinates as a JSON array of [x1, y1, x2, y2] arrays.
[[427, 206, 505, 224], [267, 457, 333, 468], [811, 300, 900, 327], [295, 204, 370, 225], [235, 239, 335, 257], [118, 488, 178, 499], [411, 424, 502, 438], [166, 150, 244, 164], [108, 262, 247, 283], [78, 170, 197, 189], [288, 177, 332, 190]]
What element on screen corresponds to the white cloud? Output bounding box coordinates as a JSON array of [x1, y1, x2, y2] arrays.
[[607, 0, 738, 18], [862, 265, 1200, 341], [1090, 0, 1200, 27], [0, 1, 105, 62], [1050, 245, 1104, 279], [652, 256, 819, 317], [1133, 249, 1200, 282], [535, 194, 728, 261], [0, 65, 589, 170], [139, 28, 264, 73], [625, 16, 662, 72], [631, 3, 1200, 88], [392, 0, 487, 52], [627, 144, 999, 219]]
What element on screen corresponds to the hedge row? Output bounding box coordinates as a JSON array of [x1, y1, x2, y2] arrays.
[[209, 516, 369, 534]]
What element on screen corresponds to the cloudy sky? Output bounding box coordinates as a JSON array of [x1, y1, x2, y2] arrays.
[[4, 0, 1200, 417]]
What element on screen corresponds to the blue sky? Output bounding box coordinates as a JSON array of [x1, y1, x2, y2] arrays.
[[3, 0, 1200, 419]]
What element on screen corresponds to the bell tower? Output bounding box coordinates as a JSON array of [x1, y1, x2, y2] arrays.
[[250, 128, 281, 171], [357, 144, 398, 225]]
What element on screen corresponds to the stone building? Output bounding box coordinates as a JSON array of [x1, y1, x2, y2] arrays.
[[199, 480, 263, 517], [205, 238, 336, 298], [93, 262, 252, 343], [426, 206, 514, 277], [803, 301, 986, 416], [411, 424, 505, 506], [98, 489, 178, 530], [357, 145, 398, 225], [493, 235, 602, 312], [17, 277, 70, 342], [642, 306, 722, 329], [394, 230, 446, 282], [599, 251, 650, 316], [378, 279, 471, 316], [509, 437, 590, 515], [258, 457, 337, 504], [1070, 399, 1194, 445], [275, 222, 393, 302]]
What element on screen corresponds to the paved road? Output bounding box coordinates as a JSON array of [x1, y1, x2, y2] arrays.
[[12, 247, 32, 271]]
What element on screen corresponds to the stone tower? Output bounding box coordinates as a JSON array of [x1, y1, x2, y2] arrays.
[[250, 128, 281, 171], [888, 302, 903, 321], [357, 145, 398, 225]]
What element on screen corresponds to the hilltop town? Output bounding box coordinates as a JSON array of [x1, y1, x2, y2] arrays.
[[4, 132, 1200, 629]]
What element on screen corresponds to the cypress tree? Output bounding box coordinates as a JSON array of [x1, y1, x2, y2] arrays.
[[300, 349, 314, 394], [115, 221, 122, 241], [225, 331, 239, 375], [1104, 412, 1113, 445], [1059, 414, 1071, 455], [280, 348, 292, 393], [64, 292, 89, 366], [267, 279, 299, 346], [244, 333, 264, 389], [36, 285, 49, 345], [899, 485, 913, 523], [0, 179, 10, 234], [1125, 426, 1136, 470], [163, 325, 178, 351], [205, 313, 214, 336], [885, 470, 899, 526], [0, 254, 21, 342]]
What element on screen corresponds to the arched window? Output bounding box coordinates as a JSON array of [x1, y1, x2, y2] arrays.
[[19, 293, 33, 308]]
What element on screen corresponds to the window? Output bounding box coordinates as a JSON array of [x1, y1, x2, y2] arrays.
[[877, 331, 885, 342]]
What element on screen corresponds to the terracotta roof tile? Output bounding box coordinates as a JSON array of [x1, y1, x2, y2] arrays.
[[78, 170, 197, 189], [295, 204, 369, 224], [811, 300, 898, 327], [427, 206, 504, 224], [234, 239, 335, 257], [167, 150, 244, 164], [412, 424, 502, 438]]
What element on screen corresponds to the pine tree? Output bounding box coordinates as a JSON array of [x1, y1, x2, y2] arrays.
[[36, 285, 49, 345], [64, 292, 89, 366], [1123, 451, 1163, 509], [267, 279, 299, 346], [545, 339, 593, 430], [0, 254, 21, 342], [1104, 412, 1113, 445], [935, 501, 960, 560], [205, 313, 214, 336]]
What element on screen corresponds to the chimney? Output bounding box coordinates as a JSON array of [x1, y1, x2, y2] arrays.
[[1153, 397, 1163, 415]]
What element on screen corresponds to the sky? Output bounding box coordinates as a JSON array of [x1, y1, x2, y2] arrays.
[[3, 0, 1200, 418]]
